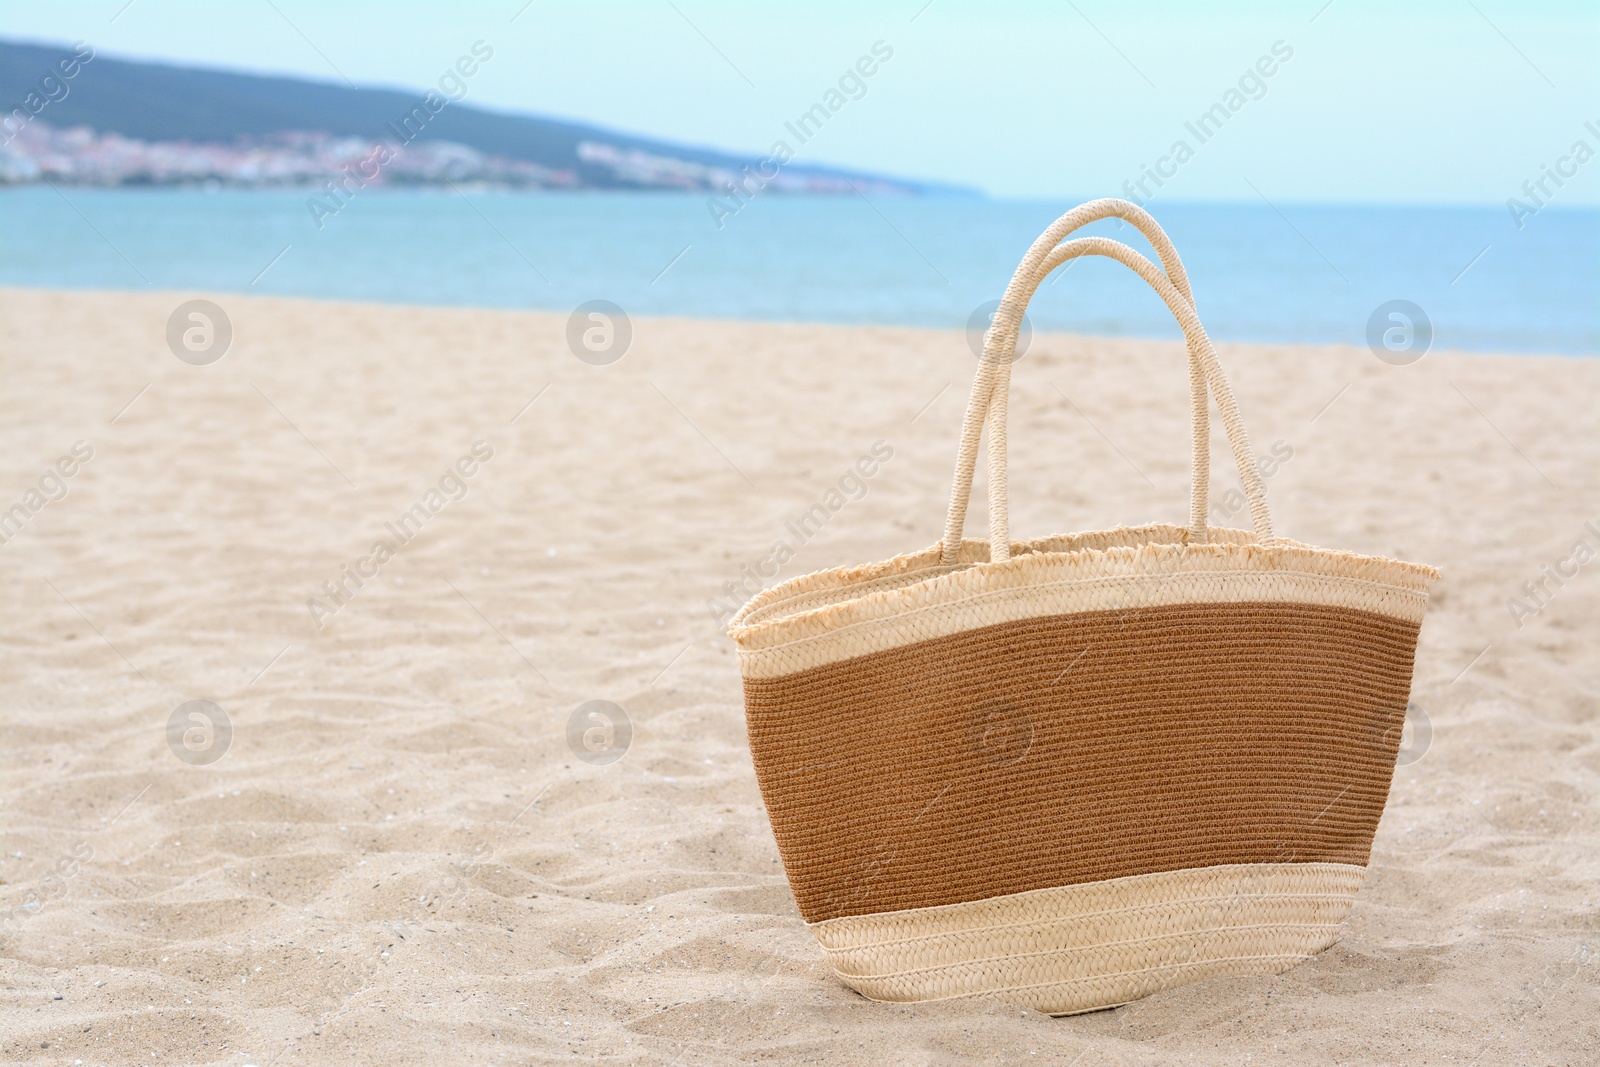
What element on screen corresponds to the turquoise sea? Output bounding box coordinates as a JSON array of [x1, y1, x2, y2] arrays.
[[1, 187, 1594, 354]]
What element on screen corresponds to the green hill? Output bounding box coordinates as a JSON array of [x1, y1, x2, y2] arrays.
[[1, 38, 968, 193]]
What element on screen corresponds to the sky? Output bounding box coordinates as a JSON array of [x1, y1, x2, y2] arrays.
[[3, 0, 1598, 204]]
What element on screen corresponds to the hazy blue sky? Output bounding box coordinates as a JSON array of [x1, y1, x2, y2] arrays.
[[5, 1, 1598, 203]]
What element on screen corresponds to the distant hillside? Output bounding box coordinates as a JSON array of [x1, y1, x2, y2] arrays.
[[0, 38, 970, 194]]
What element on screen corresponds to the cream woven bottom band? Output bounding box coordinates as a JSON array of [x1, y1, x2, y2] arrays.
[[809, 862, 1366, 1015]]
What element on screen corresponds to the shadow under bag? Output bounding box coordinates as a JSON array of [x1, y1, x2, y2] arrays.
[[728, 199, 1438, 1015]]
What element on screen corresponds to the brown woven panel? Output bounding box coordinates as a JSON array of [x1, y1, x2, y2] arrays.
[[743, 601, 1420, 923]]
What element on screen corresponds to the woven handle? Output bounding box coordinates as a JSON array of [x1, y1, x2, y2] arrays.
[[940, 200, 1276, 566], [939, 199, 1216, 566]]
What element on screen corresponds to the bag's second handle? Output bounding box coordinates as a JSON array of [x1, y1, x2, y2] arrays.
[[939, 200, 1276, 566]]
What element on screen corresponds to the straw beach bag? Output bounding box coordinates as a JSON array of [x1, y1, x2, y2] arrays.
[[727, 199, 1438, 1015]]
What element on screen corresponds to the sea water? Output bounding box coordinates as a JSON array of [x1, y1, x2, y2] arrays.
[[1, 187, 1593, 354]]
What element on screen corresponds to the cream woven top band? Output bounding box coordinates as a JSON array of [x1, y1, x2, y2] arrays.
[[940, 199, 1276, 566]]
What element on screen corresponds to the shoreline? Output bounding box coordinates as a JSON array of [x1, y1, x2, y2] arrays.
[[1, 285, 1592, 361]]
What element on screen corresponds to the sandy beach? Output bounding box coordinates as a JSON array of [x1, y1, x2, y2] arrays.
[[1, 288, 1596, 1065]]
